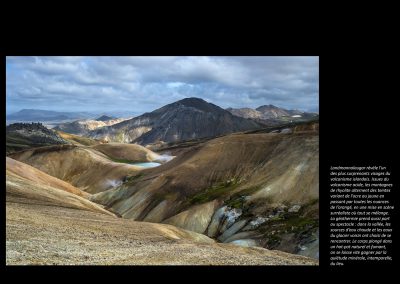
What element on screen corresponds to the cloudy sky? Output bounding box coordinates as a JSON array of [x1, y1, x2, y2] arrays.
[[6, 56, 319, 116]]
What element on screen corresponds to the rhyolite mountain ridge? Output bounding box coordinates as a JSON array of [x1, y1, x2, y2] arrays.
[[88, 97, 263, 145], [53, 116, 130, 136], [226, 105, 318, 126]]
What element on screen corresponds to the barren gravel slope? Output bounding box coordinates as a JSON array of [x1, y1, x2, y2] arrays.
[[6, 201, 317, 265]]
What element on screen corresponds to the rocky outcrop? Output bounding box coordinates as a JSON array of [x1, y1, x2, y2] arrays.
[[218, 219, 248, 242], [6, 122, 69, 154], [207, 206, 228, 237]]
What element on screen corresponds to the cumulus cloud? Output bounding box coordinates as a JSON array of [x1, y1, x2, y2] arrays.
[[6, 56, 319, 115]]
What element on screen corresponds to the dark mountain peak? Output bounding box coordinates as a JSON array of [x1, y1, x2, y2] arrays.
[[178, 97, 211, 107], [95, 115, 115, 121], [162, 97, 222, 113], [90, 97, 262, 145], [179, 97, 206, 105]]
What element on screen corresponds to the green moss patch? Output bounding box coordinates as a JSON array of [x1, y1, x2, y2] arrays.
[[185, 177, 241, 206], [224, 185, 263, 209], [258, 212, 318, 249], [282, 215, 318, 233], [124, 173, 145, 185], [253, 198, 319, 249]]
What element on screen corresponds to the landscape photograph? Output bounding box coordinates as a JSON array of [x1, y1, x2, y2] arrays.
[[6, 56, 319, 265]]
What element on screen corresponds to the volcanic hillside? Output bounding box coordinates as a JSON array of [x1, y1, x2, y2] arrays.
[[9, 144, 145, 194], [91, 121, 319, 257], [6, 157, 113, 215], [11, 120, 319, 258]]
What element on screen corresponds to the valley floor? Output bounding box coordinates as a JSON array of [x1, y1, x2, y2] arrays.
[[6, 200, 318, 265]]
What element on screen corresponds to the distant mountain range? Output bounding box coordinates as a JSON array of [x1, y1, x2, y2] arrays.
[[89, 97, 263, 145], [227, 104, 316, 119], [226, 105, 318, 126], [8, 100, 318, 146], [6, 109, 96, 122]]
